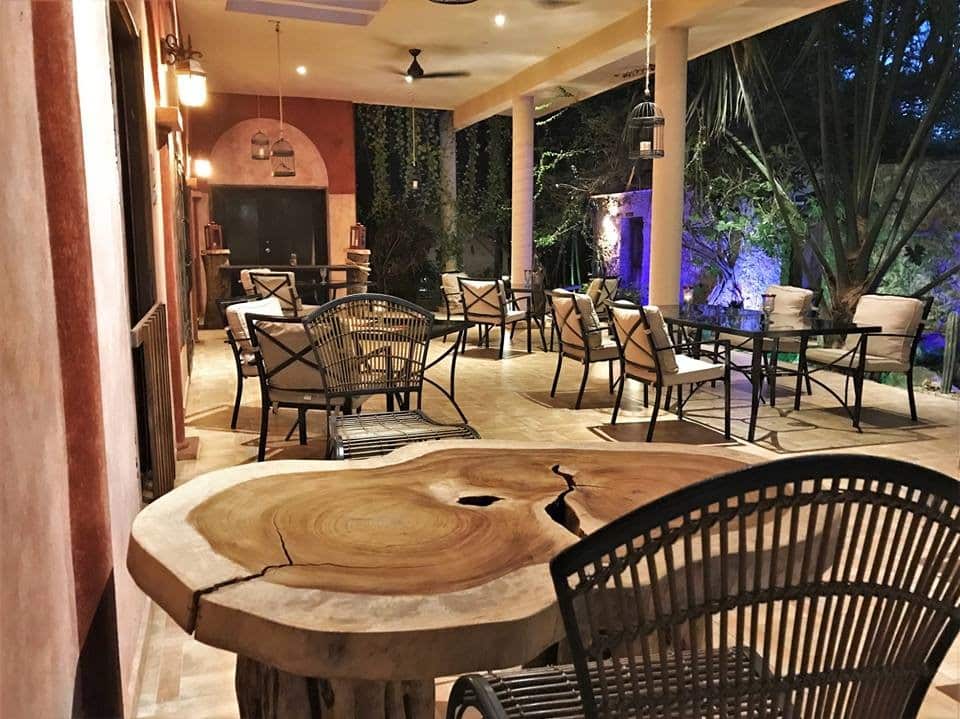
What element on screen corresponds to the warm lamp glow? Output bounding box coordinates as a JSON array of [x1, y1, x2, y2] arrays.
[[175, 58, 207, 107], [404, 74, 414, 84], [494, 13, 506, 27], [296, 65, 307, 75], [193, 158, 212, 178]]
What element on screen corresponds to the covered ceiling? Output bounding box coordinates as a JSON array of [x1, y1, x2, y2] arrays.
[[179, 0, 845, 128]]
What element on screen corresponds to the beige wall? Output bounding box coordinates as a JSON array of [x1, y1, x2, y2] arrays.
[[0, 3, 80, 717], [72, 1, 148, 710], [328, 192, 357, 265]]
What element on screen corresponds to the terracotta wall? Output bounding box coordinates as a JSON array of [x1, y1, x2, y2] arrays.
[[189, 92, 358, 263], [0, 3, 80, 716]]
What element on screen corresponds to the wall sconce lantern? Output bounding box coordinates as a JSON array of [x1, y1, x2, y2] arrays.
[[163, 34, 207, 107], [193, 158, 212, 179]]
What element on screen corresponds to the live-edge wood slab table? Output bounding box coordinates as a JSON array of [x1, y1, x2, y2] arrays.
[[128, 441, 751, 719]]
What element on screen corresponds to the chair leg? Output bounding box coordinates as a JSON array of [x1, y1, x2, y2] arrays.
[[906, 370, 918, 421], [853, 370, 865, 430], [608, 360, 614, 393], [231, 375, 243, 430], [537, 318, 547, 352], [297, 408, 307, 445], [550, 351, 563, 397], [498, 323, 506, 359], [611, 371, 626, 424], [575, 362, 589, 410], [665, 386, 673, 412], [526, 319, 532, 353], [724, 369, 731, 439], [643, 384, 649, 408], [646, 386, 663, 442], [677, 384, 684, 419], [257, 402, 270, 462]]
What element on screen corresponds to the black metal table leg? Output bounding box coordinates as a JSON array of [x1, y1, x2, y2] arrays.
[[748, 341, 763, 442]]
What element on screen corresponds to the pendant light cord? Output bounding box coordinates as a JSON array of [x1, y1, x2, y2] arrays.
[[644, 0, 652, 98], [411, 107, 417, 167], [274, 21, 284, 136]]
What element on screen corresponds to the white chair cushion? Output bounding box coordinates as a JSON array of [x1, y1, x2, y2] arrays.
[[461, 279, 504, 319], [573, 293, 603, 348], [644, 306, 679, 374], [563, 341, 619, 362], [226, 297, 284, 351], [627, 354, 724, 386], [806, 347, 909, 373], [843, 295, 923, 365], [254, 320, 325, 397], [766, 285, 813, 315], [240, 267, 271, 294], [504, 309, 528, 324], [612, 304, 679, 374]]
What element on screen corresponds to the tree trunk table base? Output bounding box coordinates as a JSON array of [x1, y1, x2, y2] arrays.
[[236, 657, 434, 719]]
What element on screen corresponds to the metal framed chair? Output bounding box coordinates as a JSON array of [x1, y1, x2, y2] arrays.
[[799, 294, 933, 425], [301, 293, 479, 459], [440, 271, 469, 343], [239, 267, 271, 298], [550, 292, 619, 409], [610, 301, 731, 441], [586, 276, 620, 319], [459, 278, 534, 359], [219, 296, 284, 430], [447, 453, 960, 719], [246, 313, 343, 462], [250, 270, 317, 318]]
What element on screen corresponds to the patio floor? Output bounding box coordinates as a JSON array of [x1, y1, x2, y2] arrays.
[[134, 328, 960, 718]]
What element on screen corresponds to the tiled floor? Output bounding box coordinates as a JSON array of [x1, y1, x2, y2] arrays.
[[135, 328, 960, 718]]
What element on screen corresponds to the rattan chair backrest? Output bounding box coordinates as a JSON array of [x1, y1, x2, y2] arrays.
[[549, 454, 960, 719]]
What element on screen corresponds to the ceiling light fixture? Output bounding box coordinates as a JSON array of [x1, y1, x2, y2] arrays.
[[296, 65, 307, 75], [494, 13, 506, 27], [428, 0, 478, 4], [625, 0, 664, 160], [270, 21, 295, 177], [163, 34, 207, 107]]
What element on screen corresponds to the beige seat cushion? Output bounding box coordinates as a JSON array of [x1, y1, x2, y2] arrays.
[[504, 309, 528, 324], [843, 295, 924, 365], [240, 267, 271, 295], [441, 272, 467, 313], [563, 341, 619, 362], [461, 279, 504, 320], [627, 353, 725, 386], [251, 271, 300, 313], [226, 297, 284, 352], [573, 293, 603, 348], [806, 347, 909, 373], [254, 320, 326, 401]]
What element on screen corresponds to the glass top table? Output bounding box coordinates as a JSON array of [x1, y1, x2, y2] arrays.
[[657, 304, 882, 441]]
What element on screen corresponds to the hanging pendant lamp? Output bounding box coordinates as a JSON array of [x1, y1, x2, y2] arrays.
[[270, 21, 296, 177], [251, 95, 270, 160], [626, 0, 664, 160]]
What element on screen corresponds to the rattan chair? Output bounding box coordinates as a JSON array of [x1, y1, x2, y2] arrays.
[[219, 296, 284, 429], [610, 301, 731, 441], [800, 294, 933, 425], [301, 294, 479, 459], [550, 292, 619, 409], [447, 454, 960, 719], [459, 278, 535, 359]]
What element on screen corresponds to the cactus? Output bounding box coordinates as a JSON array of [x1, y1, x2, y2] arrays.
[[943, 312, 959, 394]]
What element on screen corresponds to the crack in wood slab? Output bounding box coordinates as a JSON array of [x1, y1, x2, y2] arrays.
[[544, 464, 585, 538]]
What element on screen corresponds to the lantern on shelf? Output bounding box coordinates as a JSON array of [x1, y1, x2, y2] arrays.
[[625, 0, 664, 161]]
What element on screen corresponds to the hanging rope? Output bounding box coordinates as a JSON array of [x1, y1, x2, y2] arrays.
[[273, 21, 284, 136], [644, 0, 652, 98]]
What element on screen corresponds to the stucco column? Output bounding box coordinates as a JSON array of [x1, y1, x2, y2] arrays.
[[511, 95, 535, 285], [648, 26, 689, 306]]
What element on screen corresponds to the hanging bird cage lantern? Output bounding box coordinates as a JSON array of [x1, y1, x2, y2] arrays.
[[251, 95, 270, 160], [270, 137, 296, 177], [625, 0, 664, 161], [270, 21, 296, 177], [627, 100, 664, 160]]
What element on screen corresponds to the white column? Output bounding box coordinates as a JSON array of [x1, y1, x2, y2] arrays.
[[511, 95, 535, 285], [648, 26, 689, 306]]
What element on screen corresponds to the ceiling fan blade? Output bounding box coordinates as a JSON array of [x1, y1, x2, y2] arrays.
[[420, 71, 471, 79], [535, 0, 580, 6]]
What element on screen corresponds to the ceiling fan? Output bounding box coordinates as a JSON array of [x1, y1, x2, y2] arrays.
[[397, 49, 470, 82], [534, 0, 581, 7]]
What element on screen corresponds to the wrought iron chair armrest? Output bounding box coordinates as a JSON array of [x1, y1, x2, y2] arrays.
[[446, 674, 512, 719]]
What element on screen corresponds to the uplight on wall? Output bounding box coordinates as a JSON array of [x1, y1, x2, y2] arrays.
[[163, 34, 207, 107], [494, 13, 506, 27], [193, 158, 212, 179]]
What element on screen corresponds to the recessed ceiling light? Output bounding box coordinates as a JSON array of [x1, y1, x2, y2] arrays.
[[494, 13, 506, 27], [296, 65, 307, 75]]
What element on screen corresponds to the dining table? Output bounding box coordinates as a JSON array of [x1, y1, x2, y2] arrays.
[[127, 440, 751, 719], [658, 304, 882, 441]]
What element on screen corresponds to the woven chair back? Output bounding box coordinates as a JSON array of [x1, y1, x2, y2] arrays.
[[302, 294, 433, 403], [550, 454, 960, 719]]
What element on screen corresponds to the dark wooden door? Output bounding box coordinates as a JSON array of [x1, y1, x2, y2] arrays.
[[211, 187, 327, 265]]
